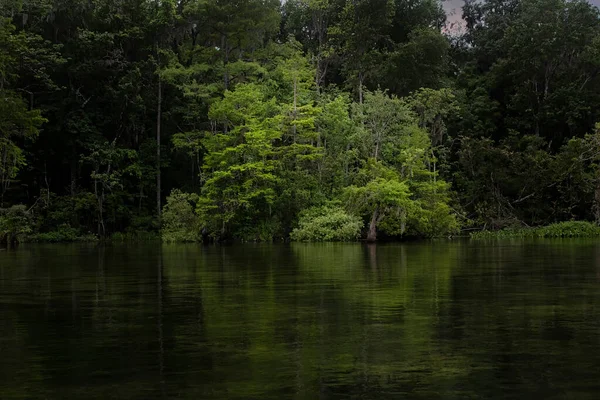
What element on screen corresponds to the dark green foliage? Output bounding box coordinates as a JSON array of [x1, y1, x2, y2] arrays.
[[1, 205, 98, 243], [0, 205, 32, 245], [28, 225, 98, 243], [452, 0, 600, 228], [110, 231, 160, 242]]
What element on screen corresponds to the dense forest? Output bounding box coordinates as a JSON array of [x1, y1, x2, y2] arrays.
[[3, 0, 600, 243]]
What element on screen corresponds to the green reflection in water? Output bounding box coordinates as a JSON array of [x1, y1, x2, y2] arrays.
[[1, 240, 600, 399]]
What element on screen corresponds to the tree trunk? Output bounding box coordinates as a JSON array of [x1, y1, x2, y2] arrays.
[[95, 176, 106, 237], [157, 249, 166, 396], [358, 71, 364, 104], [595, 178, 600, 225], [1, 145, 8, 207], [366, 208, 379, 242], [95, 178, 100, 236], [293, 76, 297, 142], [139, 185, 144, 212], [222, 34, 229, 90], [315, 62, 321, 95], [156, 76, 162, 220], [69, 157, 76, 197], [222, 35, 229, 134]]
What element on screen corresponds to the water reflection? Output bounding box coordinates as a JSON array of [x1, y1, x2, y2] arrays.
[[0, 241, 600, 399]]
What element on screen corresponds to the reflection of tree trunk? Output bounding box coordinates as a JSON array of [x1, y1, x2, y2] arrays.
[[72, 272, 77, 322], [157, 249, 166, 396], [367, 243, 377, 271], [294, 309, 303, 396], [366, 208, 378, 242], [95, 244, 106, 308], [318, 285, 326, 396]]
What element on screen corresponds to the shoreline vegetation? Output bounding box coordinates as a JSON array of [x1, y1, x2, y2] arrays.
[[469, 221, 600, 240], [4, 221, 600, 245], [4, 0, 600, 245]]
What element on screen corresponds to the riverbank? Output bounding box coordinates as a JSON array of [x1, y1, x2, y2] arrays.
[[5, 221, 600, 245], [27, 230, 160, 243], [2, 229, 160, 245], [470, 221, 600, 239]]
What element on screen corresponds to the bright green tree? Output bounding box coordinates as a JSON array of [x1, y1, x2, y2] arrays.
[[345, 90, 458, 241], [197, 83, 282, 240]]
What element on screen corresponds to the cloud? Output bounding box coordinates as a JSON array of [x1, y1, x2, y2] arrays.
[[442, 0, 466, 33]]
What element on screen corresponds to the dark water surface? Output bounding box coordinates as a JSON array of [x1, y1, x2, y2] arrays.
[[1, 241, 600, 399]]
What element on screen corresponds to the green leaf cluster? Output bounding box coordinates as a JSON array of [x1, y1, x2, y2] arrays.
[[0, 205, 32, 245], [471, 221, 600, 239], [161, 189, 200, 243], [290, 204, 363, 241]]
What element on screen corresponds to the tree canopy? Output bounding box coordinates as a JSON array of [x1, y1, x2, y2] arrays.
[[2, 0, 600, 243]]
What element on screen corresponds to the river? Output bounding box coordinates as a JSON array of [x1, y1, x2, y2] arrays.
[[1, 241, 599, 399]]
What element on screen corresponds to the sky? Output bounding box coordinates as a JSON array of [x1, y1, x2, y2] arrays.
[[442, 0, 600, 31], [442, 0, 464, 27]]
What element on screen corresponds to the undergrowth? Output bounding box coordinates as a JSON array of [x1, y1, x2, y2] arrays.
[[471, 221, 600, 239]]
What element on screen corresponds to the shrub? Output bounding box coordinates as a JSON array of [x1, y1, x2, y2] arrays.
[[470, 227, 532, 240], [0, 205, 33, 245], [471, 221, 600, 239], [111, 230, 160, 242], [36, 191, 97, 234], [28, 224, 98, 242], [161, 190, 200, 242], [408, 201, 460, 238], [128, 215, 160, 232], [237, 219, 282, 242], [290, 205, 363, 242], [536, 221, 600, 238]]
